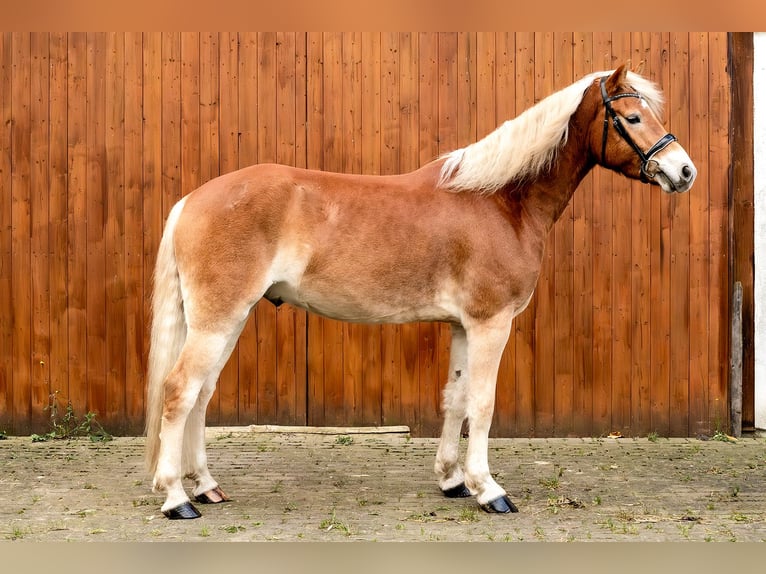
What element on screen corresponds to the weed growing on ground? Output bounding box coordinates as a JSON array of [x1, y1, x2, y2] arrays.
[[336, 435, 353, 446], [457, 507, 479, 523], [7, 526, 27, 540], [539, 466, 564, 490], [319, 510, 351, 536], [30, 392, 112, 442], [712, 430, 736, 443]]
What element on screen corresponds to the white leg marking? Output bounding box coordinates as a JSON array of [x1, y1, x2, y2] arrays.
[[462, 312, 513, 505], [153, 326, 244, 513]]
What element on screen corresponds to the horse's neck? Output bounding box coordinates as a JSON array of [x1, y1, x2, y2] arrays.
[[511, 122, 594, 233]]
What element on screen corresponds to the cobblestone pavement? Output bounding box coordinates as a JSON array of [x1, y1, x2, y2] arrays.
[[1, 428, 765, 542]]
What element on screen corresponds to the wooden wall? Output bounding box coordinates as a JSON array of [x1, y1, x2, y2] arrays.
[[0, 33, 733, 437]]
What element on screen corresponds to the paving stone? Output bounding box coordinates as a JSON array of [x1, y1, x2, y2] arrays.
[[1, 432, 765, 541]]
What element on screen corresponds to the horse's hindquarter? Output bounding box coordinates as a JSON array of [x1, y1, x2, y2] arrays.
[[175, 163, 544, 327]]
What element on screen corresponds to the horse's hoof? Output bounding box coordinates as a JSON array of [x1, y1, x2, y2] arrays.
[[195, 486, 230, 504], [480, 495, 519, 514], [162, 501, 202, 520], [442, 483, 472, 498]]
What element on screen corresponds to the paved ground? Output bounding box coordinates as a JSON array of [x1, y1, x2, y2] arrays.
[[1, 427, 765, 542]]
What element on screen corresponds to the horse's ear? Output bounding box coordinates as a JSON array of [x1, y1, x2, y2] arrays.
[[633, 60, 646, 75], [604, 64, 628, 93]]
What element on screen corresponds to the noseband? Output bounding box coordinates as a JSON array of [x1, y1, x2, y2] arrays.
[[600, 76, 677, 182]]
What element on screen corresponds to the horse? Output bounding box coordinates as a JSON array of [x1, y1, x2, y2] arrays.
[[145, 64, 696, 519]]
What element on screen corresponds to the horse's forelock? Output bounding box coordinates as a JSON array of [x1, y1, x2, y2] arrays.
[[624, 71, 665, 119]]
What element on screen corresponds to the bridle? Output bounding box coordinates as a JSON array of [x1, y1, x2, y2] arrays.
[[599, 76, 677, 182]]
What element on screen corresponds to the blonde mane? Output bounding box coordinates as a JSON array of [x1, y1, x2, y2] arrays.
[[437, 70, 665, 194]]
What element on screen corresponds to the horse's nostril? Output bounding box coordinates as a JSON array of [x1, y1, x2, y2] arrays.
[[682, 165, 693, 180]]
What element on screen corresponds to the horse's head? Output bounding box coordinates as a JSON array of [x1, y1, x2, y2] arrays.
[[590, 64, 696, 193]]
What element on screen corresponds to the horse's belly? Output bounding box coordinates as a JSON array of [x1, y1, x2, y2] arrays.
[[264, 281, 458, 324]]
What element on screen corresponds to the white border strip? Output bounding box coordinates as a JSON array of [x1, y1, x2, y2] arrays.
[[754, 32, 766, 430]]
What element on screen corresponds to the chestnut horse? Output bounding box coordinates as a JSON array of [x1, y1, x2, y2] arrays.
[[145, 65, 696, 519]]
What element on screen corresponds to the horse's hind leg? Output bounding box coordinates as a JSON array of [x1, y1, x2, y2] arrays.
[[435, 324, 471, 498], [182, 331, 242, 505], [153, 324, 245, 519]]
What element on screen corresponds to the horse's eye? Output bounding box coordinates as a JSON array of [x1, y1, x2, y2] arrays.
[[626, 114, 641, 124]]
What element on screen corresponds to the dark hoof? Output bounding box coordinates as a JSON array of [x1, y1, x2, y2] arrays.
[[162, 501, 202, 520], [442, 483, 472, 498], [195, 486, 230, 504], [480, 495, 519, 514]]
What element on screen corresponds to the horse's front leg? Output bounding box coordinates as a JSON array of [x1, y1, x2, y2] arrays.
[[462, 312, 518, 513], [435, 324, 471, 498]]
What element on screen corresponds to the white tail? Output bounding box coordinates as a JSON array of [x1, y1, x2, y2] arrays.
[[145, 198, 189, 475]]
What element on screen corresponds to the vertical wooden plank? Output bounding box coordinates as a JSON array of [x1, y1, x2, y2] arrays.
[[161, 33, 181, 217], [476, 32, 500, 436], [629, 32, 654, 435], [237, 32, 260, 425], [142, 32, 164, 430], [275, 32, 300, 425], [181, 32, 200, 198], [215, 32, 239, 425], [649, 32, 672, 436], [688, 33, 711, 436], [552, 32, 575, 437], [306, 32, 325, 426], [293, 31, 308, 425], [707, 32, 730, 429], [199, 33, 219, 185], [435, 32, 458, 433], [341, 32, 364, 424], [475, 32, 495, 145], [30, 33, 51, 429], [321, 33, 345, 426], [418, 32, 439, 436], [514, 32, 536, 437], [494, 32, 517, 437], [360, 32, 383, 426], [533, 32, 555, 437], [610, 33, 633, 435], [668, 32, 691, 436], [105, 32, 127, 430], [154, 32, 181, 425], [398, 32, 420, 431], [457, 32, 478, 151], [86, 32, 107, 421], [571, 32, 594, 437], [0, 33, 12, 431], [380, 32, 402, 426], [591, 32, 614, 436], [48, 32, 70, 430], [256, 31, 279, 425], [11, 33, 32, 433], [729, 33, 754, 430], [67, 32, 88, 423], [124, 32, 144, 431]]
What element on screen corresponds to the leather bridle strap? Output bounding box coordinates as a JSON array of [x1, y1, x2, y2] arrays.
[[600, 76, 677, 182]]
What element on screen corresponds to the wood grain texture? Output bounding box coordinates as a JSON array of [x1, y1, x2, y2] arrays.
[[0, 33, 13, 431], [0, 33, 736, 437]]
